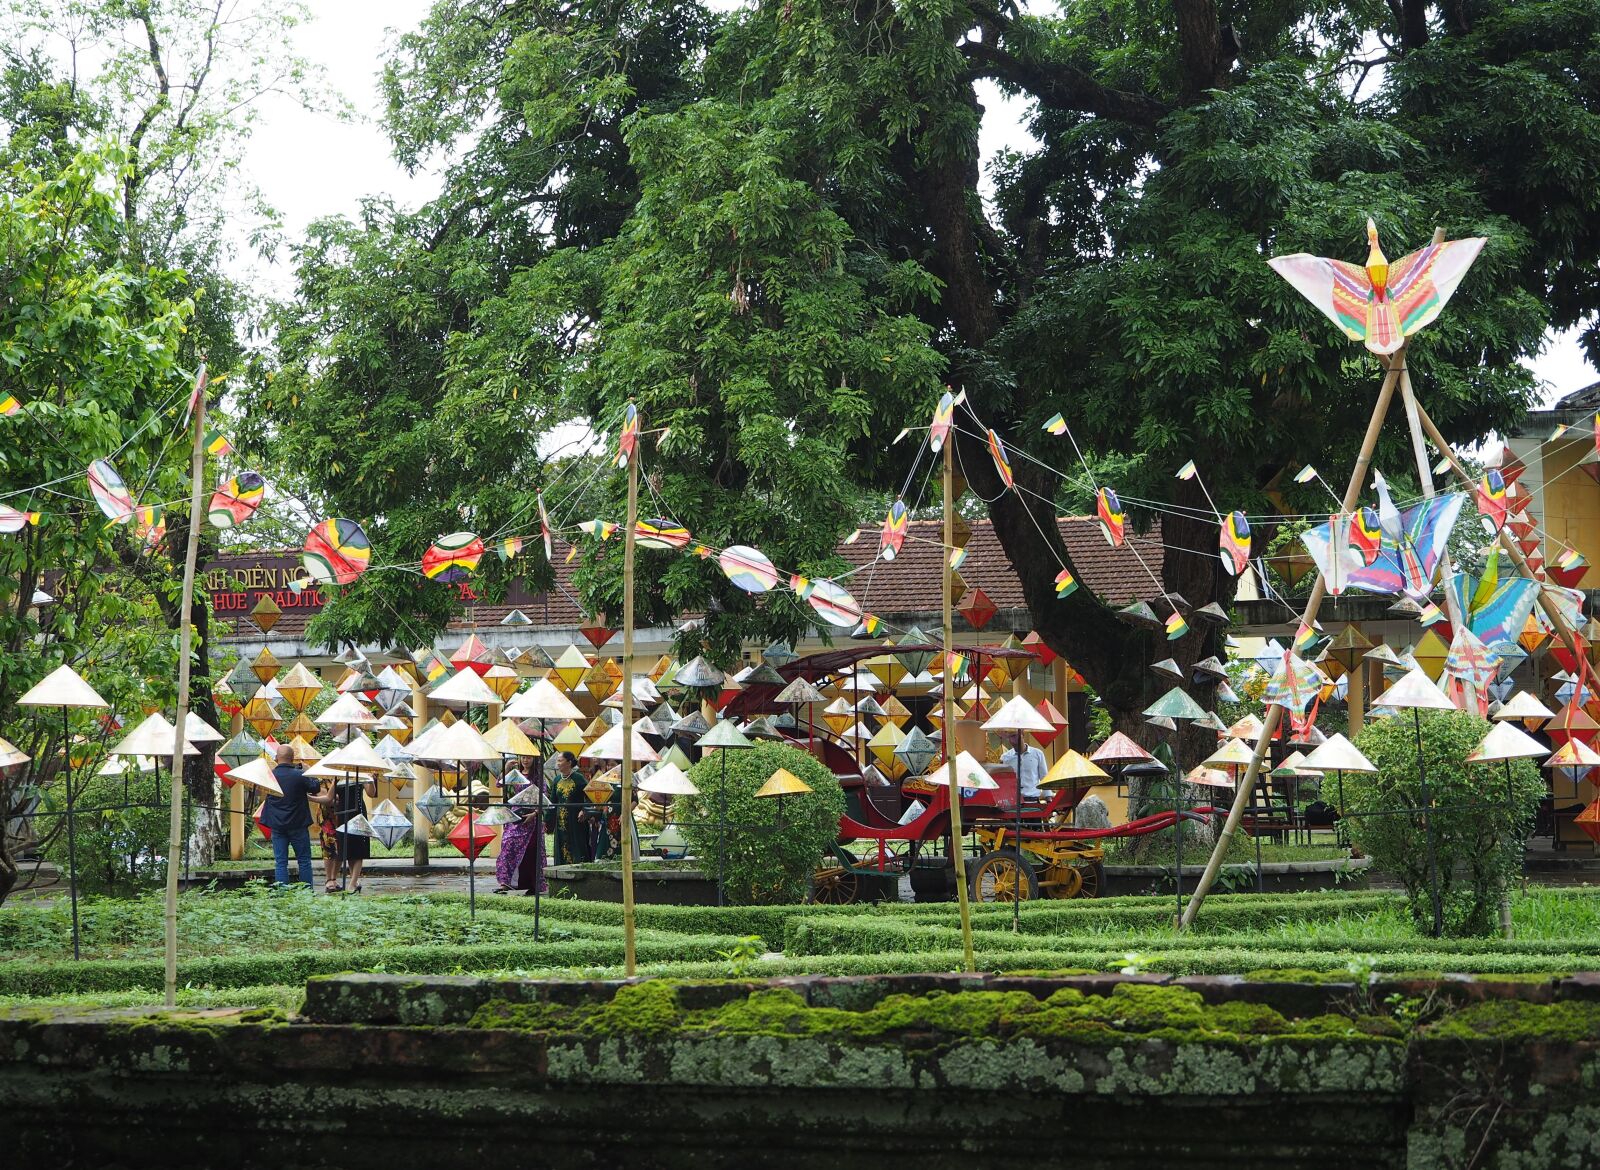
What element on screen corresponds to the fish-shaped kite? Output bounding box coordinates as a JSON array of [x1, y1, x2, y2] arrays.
[[208, 471, 265, 529], [422, 531, 485, 581], [1096, 487, 1125, 547], [0, 506, 41, 534], [929, 389, 960, 453], [614, 402, 639, 469], [88, 459, 135, 524], [1268, 218, 1487, 355], [1476, 469, 1508, 534], [303, 518, 372, 585], [987, 429, 1014, 490], [634, 518, 691, 551], [1220, 511, 1251, 576], [880, 499, 909, 561]]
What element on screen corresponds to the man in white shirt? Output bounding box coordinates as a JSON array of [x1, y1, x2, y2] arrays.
[[1000, 742, 1048, 801]]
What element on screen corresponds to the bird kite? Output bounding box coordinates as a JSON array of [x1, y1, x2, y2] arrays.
[[1096, 487, 1125, 547], [1268, 218, 1487, 355], [422, 531, 485, 581], [1220, 511, 1251, 576], [880, 499, 909, 561], [88, 459, 135, 524], [1350, 507, 1383, 565], [1300, 492, 1465, 597], [719, 545, 778, 593], [208, 471, 265, 529], [1445, 552, 1541, 655], [303, 518, 372, 585]]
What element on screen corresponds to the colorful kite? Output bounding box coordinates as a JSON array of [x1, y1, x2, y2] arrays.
[[1300, 493, 1465, 597], [1445, 565, 1541, 656], [1054, 568, 1077, 598], [1268, 219, 1487, 355], [614, 402, 639, 469], [986, 429, 1014, 491], [303, 518, 372, 585], [1220, 511, 1251, 576], [1042, 413, 1066, 436], [1096, 487, 1125, 547], [133, 505, 165, 553], [1443, 627, 1498, 715], [0, 393, 19, 416], [207, 471, 265, 529], [880, 499, 909, 561], [498, 536, 523, 562], [949, 547, 968, 571], [789, 573, 815, 600], [538, 492, 553, 560], [1165, 611, 1188, 640], [578, 519, 617, 541], [1293, 465, 1319, 484], [1351, 507, 1383, 565], [1264, 652, 1321, 715], [635, 518, 691, 551], [718, 545, 778, 593], [929, 390, 956, 454], [807, 579, 863, 628], [1476, 469, 1508, 534], [1175, 460, 1197, 481], [203, 428, 232, 457], [88, 459, 135, 524], [422, 531, 485, 581], [0, 506, 40, 534]]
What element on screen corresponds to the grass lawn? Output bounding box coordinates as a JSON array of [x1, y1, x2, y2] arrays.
[[4, 884, 1600, 1011]]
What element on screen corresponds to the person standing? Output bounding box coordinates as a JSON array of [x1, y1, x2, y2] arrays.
[[331, 774, 377, 893], [1000, 740, 1048, 800], [263, 745, 326, 889], [548, 750, 590, 865], [494, 756, 547, 894]]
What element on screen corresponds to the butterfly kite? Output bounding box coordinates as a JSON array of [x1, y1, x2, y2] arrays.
[[422, 531, 485, 581], [1269, 218, 1486, 355], [1445, 551, 1541, 656]]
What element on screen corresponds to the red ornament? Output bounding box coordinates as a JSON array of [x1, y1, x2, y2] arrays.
[[1021, 630, 1056, 667], [578, 618, 617, 650], [450, 634, 494, 676], [958, 588, 998, 631], [1575, 801, 1600, 846], [1033, 700, 1069, 745], [254, 802, 271, 842], [448, 813, 497, 860]]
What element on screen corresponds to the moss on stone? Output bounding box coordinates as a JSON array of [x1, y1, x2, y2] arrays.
[[1423, 999, 1600, 1043]]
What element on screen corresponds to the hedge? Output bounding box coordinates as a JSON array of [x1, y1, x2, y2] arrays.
[[0, 929, 745, 998]]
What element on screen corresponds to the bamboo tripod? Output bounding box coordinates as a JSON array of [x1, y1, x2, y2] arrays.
[[943, 434, 977, 971], [1182, 283, 1594, 931]]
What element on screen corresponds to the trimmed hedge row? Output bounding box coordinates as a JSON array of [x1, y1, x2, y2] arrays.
[[0, 928, 743, 998], [470, 889, 1406, 940]]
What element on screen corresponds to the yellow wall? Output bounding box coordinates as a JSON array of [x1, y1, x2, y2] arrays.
[[1539, 434, 1600, 569]]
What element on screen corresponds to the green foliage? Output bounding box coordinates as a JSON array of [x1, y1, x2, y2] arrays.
[[40, 772, 169, 897], [679, 741, 846, 905], [1349, 709, 1542, 938]]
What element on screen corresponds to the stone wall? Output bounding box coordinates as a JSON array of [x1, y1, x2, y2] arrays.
[[4, 972, 1600, 1168]]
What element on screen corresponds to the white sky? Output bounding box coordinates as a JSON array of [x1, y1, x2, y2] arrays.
[[236, 2, 1596, 408]]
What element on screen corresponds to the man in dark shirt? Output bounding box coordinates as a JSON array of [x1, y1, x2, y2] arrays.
[[263, 745, 325, 888]]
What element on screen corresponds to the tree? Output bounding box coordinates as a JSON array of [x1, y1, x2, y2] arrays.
[[0, 148, 196, 904], [266, 1, 1600, 734], [2, 0, 332, 864]]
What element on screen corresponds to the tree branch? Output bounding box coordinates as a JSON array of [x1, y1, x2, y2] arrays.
[[961, 42, 1168, 127]]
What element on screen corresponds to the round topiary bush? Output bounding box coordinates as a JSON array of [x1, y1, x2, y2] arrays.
[[1349, 708, 1542, 937], [680, 740, 845, 905]]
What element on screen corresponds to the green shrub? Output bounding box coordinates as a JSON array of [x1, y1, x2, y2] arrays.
[[41, 770, 169, 896], [680, 741, 845, 904], [1350, 709, 1542, 938]]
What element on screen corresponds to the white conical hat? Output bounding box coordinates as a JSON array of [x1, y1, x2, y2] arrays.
[[1303, 732, 1378, 773], [585, 722, 660, 762], [637, 762, 699, 796], [1467, 721, 1549, 763], [503, 678, 584, 722], [226, 757, 283, 794], [1493, 691, 1555, 724], [180, 711, 225, 744], [1375, 668, 1456, 711], [981, 694, 1055, 733], [18, 664, 109, 709], [429, 666, 501, 707], [110, 714, 198, 757], [315, 692, 377, 726], [923, 750, 999, 790]]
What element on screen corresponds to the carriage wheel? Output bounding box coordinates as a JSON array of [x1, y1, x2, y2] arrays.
[[1074, 860, 1103, 900], [969, 850, 1038, 903], [1040, 861, 1084, 899], [811, 864, 859, 905]]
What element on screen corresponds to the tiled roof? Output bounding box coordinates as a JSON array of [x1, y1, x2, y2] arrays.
[[210, 518, 1162, 645]]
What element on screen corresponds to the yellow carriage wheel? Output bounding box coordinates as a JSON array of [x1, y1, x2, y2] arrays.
[[969, 850, 1038, 903]]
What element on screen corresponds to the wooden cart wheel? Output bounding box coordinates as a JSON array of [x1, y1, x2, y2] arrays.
[[969, 850, 1038, 903], [811, 864, 859, 904], [1074, 860, 1103, 900], [1040, 861, 1084, 899]]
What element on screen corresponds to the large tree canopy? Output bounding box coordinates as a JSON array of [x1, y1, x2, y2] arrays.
[[263, 0, 1600, 723]]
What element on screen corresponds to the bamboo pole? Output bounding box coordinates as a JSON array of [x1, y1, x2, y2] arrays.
[[944, 438, 976, 971], [620, 409, 639, 977], [411, 678, 430, 868], [228, 709, 245, 861], [165, 364, 208, 1008], [1180, 358, 1405, 931]]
